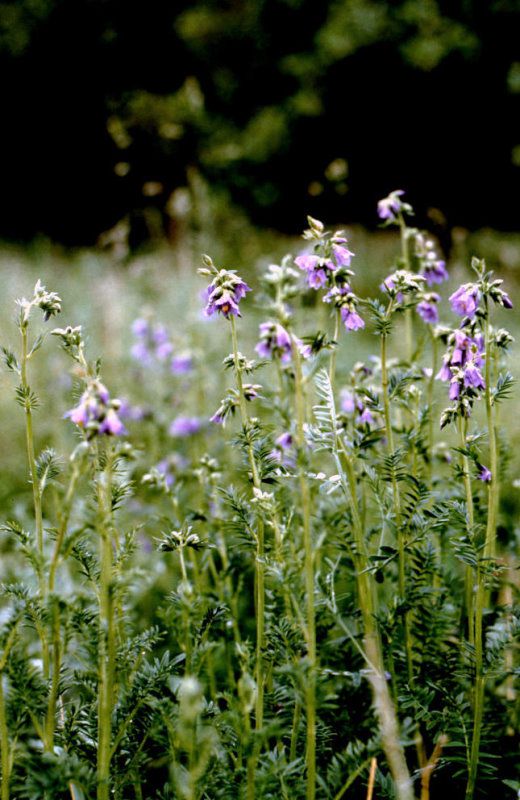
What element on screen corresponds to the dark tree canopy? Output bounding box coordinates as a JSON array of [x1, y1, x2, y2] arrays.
[[0, 0, 519, 245]]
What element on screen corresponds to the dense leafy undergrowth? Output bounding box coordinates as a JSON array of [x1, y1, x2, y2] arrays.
[[0, 193, 518, 800]]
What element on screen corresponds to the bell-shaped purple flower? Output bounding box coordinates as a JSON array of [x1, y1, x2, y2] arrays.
[[341, 307, 365, 331], [463, 362, 485, 389], [477, 465, 492, 482], [449, 284, 480, 318]]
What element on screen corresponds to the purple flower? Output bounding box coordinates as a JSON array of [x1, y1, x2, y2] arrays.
[[377, 190, 405, 222], [169, 416, 202, 437], [423, 259, 449, 286], [276, 432, 293, 449], [65, 380, 126, 438], [340, 389, 356, 414], [436, 356, 452, 383], [449, 284, 480, 318], [210, 411, 224, 425], [417, 299, 439, 324], [99, 409, 127, 436], [152, 325, 169, 345], [341, 307, 365, 331], [132, 318, 149, 337], [449, 379, 461, 400], [332, 243, 354, 267], [131, 341, 153, 365], [463, 362, 485, 389], [477, 465, 492, 483], [308, 268, 328, 289], [295, 254, 321, 272], [358, 406, 374, 425], [155, 341, 174, 361], [295, 254, 333, 289], [501, 292, 513, 309], [204, 271, 251, 318], [255, 322, 309, 363], [171, 354, 193, 374]]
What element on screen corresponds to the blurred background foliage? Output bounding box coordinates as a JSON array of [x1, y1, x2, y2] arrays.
[[0, 0, 519, 247]]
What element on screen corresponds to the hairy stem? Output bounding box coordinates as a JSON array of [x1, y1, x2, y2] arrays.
[[20, 325, 49, 677], [0, 676, 10, 800], [459, 417, 475, 645], [337, 443, 413, 800], [293, 340, 316, 800], [230, 317, 266, 786], [97, 448, 116, 800], [465, 308, 498, 800]]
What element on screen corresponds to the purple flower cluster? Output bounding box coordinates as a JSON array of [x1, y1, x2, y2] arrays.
[[65, 380, 127, 439], [413, 234, 449, 286], [323, 286, 365, 332], [131, 318, 193, 374], [377, 190, 412, 223], [203, 270, 251, 318], [416, 293, 440, 324], [436, 329, 486, 402], [340, 389, 374, 426], [295, 231, 354, 291], [449, 284, 480, 318], [255, 322, 311, 362], [270, 432, 295, 467], [169, 416, 202, 437]]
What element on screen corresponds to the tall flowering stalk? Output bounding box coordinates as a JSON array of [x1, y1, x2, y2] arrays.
[[56, 325, 127, 800], [15, 282, 62, 674], [436, 259, 513, 800], [199, 257, 267, 795]]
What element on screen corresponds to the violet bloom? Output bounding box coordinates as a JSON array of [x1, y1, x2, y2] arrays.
[[340, 389, 356, 414], [463, 362, 485, 389], [171, 354, 193, 374], [155, 341, 174, 360], [358, 406, 374, 425], [99, 409, 127, 436], [210, 411, 224, 425], [157, 459, 176, 489], [255, 322, 293, 363], [377, 190, 405, 222], [436, 356, 452, 383], [423, 259, 449, 286], [449, 284, 480, 318], [332, 242, 355, 268], [449, 379, 461, 400], [276, 432, 293, 449], [477, 465, 492, 483], [270, 431, 295, 467], [416, 294, 440, 324], [65, 380, 126, 438], [204, 270, 251, 318], [132, 318, 149, 336], [295, 254, 332, 289], [341, 307, 365, 331], [131, 341, 153, 365], [169, 416, 202, 437]]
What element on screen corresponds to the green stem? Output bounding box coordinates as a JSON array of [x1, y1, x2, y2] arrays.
[[465, 308, 498, 800], [229, 317, 265, 737], [48, 466, 79, 593], [398, 214, 413, 363], [97, 448, 116, 800], [329, 309, 341, 386], [0, 676, 10, 800], [337, 443, 413, 800], [427, 333, 437, 481], [293, 341, 316, 800], [459, 417, 475, 646], [20, 325, 49, 676]]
